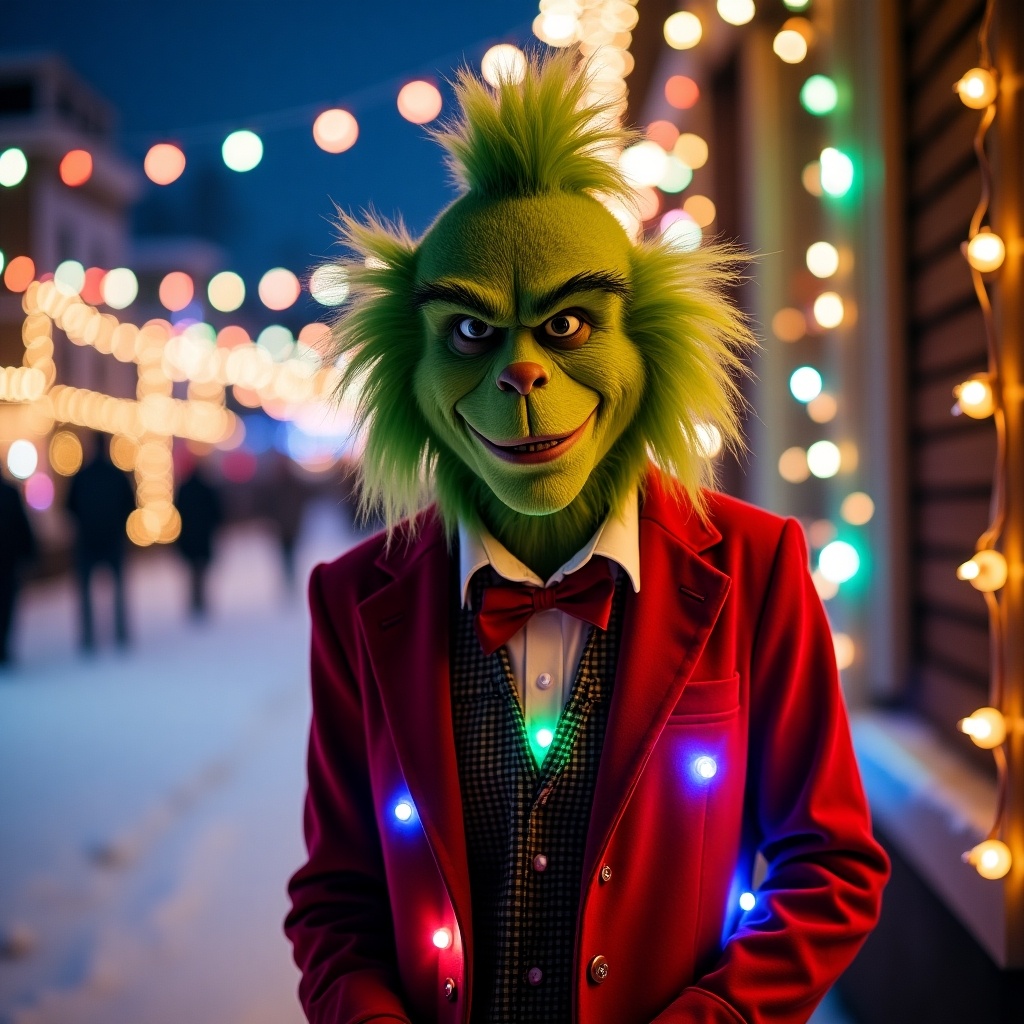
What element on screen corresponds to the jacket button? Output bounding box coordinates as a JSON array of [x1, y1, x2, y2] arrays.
[[600, 864, 612, 883], [443, 977, 458, 1002], [588, 954, 609, 984]]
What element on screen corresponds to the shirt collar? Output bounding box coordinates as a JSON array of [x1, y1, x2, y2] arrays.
[[458, 489, 641, 608]]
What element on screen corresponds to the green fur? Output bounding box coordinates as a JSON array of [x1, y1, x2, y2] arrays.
[[327, 52, 756, 577]]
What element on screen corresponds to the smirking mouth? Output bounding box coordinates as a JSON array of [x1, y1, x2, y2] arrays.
[[465, 408, 597, 465]]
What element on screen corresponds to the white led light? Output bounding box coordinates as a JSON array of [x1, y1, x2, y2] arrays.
[[739, 891, 756, 911], [394, 800, 414, 822], [694, 755, 717, 780], [432, 927, 453, 949], [536, 728, 554, 749]]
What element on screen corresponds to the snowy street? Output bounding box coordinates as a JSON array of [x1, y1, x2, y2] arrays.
[[0, 501, 852, 1024]]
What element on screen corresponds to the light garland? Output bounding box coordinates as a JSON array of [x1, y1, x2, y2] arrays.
[[950, 0, 1013, 882]]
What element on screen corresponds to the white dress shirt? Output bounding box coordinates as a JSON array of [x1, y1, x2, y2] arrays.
[[459, 491, 640, 764]]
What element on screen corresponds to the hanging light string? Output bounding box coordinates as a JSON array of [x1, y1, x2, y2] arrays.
[[953, 0, 1014, 881]]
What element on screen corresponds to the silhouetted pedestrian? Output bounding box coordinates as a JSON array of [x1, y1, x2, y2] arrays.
[[0, 474, 37, 667], [175, 463, 223, 618], [263, 452, 307, 591], [66, 436, 135, 651]]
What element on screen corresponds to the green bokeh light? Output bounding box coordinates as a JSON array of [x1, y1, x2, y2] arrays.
[[820, 147, 854, 197], [801, 75, 838, 116]]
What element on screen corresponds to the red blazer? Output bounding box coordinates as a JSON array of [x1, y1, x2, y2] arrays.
[[286, 472, 889, 1024]]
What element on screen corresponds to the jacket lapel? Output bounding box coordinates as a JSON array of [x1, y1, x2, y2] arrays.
[[584, 476, 732, 879], [356, 522, 473, 946]]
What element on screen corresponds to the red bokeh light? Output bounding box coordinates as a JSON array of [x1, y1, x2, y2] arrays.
[[221, 449, 257, 483], [665, 76, 700, 110], [217, 325, 251, 348], [81, 266, 106, 305], [159, 271, 194, 312], [3, 255, 35, 292], [646, 120, 680, 151], [144, 143, 186, 185], [60, 149, 93, 187]]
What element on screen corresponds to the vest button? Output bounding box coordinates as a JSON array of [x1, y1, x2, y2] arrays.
[[589, 954, 609, 984], [536, 672, 553, 690], [600, 864, 612, 883], [526, 965, 544, 986], [533, 853, 549, 872], [443, 977, 458, 1002]]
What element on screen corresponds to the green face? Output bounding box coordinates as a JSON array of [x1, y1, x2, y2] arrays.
[[413, 191, 645, 517]]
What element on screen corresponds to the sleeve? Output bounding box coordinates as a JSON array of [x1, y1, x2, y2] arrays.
[[654, 517, 890, 1024], [285, 564, 414, 1024]]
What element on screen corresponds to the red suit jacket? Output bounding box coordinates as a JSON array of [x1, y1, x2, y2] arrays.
[[286, 472, 889, 1024]]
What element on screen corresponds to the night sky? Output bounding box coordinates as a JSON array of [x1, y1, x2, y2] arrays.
[[1, 0, 540, 283]]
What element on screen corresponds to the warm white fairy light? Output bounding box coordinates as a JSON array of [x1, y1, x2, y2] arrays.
[[957, 707, 1007, 749]]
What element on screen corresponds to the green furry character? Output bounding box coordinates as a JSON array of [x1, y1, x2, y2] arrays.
[[287, 50, 889, 1024]]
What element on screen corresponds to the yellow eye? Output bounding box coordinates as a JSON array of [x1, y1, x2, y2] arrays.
[[543, 314, 581, 337], [455, 317, 495, 341]]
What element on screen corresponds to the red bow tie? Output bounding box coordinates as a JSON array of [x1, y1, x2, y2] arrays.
[[474, 557, 616, 656]]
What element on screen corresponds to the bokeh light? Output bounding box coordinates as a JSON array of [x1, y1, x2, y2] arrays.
[[819, 541, 860, 584], [717, 0, 755, 27], [257, 324, 295, 361], [813, 291, 845, 329], [664, 12, 702, 49], [54, 260, 86, 296], [955, 68, 998, 110], [683, 195, 717, 227], [81, 266, 106, 305], [533, 11, 578, 46], [7, 439, 38, 479], [2, 255, 33, 292], [833, 633, 855, 670], [841, 492, 875, 525], [397, 81, 443, 124], [259, 267, 301, 310], [0, 147, 28, 187], [674, 133, 709, 169], [966, 229, 1006, 273], [313, 109, 359, 153], [647, 120, 680, 151], [59, 149, 93, 187], [771, 307, 806, 342], [619, 141, 668, 188], [145, 143, 186, 185], [820, 147, 854, 197], [101, 267, 138, 309], [806, 241, 840, 278], [662, 214, 702, 252], [778, 446, 810, 483], [773, 28, 808, 63], [658, 156, 693, 193], [802, 160, 823, 196], [208, 271, 246, 312], [481, 44, 527, 86], [807, 440, 841, 478], [695, 423, 723, 458], [50, 430, 84, 476], [217, 324, 250, 348], [801, 75, 838, 115], [790, 366, 823, 403], [309, 264, 350, 306], [809, 519, 838, 549], [635, 187, 660, 222], [222, 130, 263, 172], [807, 393, 838, 423], [25, 473, 54, 511], [665, 76, 700, 110], [159, 271, 195, 312]]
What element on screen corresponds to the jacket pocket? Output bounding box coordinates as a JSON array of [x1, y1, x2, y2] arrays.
[[667, 671, 741, 722]]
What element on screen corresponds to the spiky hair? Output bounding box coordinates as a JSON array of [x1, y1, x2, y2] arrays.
[[326, 51, 756, 535]]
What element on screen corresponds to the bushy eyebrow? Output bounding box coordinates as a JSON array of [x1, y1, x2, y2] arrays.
[[526, 270, 631, 320], [412, 280, 505, 323]]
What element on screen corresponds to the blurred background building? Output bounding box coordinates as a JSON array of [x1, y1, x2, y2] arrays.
[[1, 1, 1022, 1022]]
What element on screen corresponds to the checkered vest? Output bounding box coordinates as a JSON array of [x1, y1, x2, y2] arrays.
[[451, 566, 625, 1023]]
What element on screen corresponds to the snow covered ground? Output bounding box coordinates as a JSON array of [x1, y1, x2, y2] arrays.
[[0, 498, 854, 1024]]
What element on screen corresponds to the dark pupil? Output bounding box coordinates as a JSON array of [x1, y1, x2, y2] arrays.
[[465, 319, 488, 337], [551, 316, 571, 334]]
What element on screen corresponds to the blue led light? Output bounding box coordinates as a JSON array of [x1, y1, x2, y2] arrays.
[[693, 755, 718, 780], [394, 799, 415, 822], [739, 891, 756, 911]]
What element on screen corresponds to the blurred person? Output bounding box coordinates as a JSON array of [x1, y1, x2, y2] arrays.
[[66, 433, 135, 651], [0, 473, 37, 667], [263, 451, 307, 591], [174, 460, 224, 618]]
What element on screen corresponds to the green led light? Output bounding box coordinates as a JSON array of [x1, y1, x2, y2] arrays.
[[783, 0, 811, 10], [800, 75, 838, 116], [536, 728, 554, 749], [820, 147, 854, 197]]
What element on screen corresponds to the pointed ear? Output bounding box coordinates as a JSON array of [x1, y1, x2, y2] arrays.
[[625, 238, 758, 517], [324, 212, 436, 534]]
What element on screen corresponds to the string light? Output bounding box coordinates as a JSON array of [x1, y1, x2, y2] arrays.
[[619, 141, 669, 188], [819, 147, 854, 197], [957, 549, 1007, 592], [396, 81, 443, 124], [717, 0, 755, 27], [101, 267, 139, 309], [812, 291, 845, 329], [806, 241, 839, 278], [144, 143, 186, 185], [957, 707, 1007, 749], [312, 109, 359, 153], [955, 67, 997, 109], [963, 840, 1011, 880], [953, 375, 995, 418], [800, 75, 838, 115], [773, 26, 809, 64], [59, 149, 93, 187], [806, 440, 841, 478], [6, 439, 38, 479], [481, 44, 527, 87], [222, 130, 263, 172], [208, 271, 246, 313], [965, 227, 1005, 272]]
